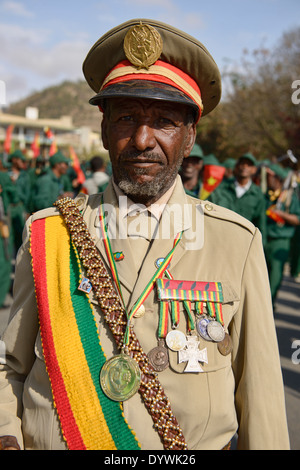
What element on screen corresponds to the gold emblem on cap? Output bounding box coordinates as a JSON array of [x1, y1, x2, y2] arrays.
[[124, 22, 163, 69]]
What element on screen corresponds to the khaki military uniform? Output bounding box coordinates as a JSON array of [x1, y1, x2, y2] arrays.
[[0, 177, 289, 450]]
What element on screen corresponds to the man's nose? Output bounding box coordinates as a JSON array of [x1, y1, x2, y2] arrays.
[[131, 124, 156, 151]]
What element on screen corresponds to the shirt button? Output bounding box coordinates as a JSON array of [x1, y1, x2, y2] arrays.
[[205, 203, 213, 211]]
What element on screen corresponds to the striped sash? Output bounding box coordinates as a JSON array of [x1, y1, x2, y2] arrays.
[[30, 215, 140, 450]]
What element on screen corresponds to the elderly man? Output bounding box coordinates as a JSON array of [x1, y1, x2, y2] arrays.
[[0, 19, 289, 451]]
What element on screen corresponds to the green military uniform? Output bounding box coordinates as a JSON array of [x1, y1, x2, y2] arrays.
[[31, 152, 72, 212], [265, 166, 300, 305], [0, 171, 19, 307], [208, 154, 266, 242], [8, 150, 30, 254], [289, 180, 300, 280]]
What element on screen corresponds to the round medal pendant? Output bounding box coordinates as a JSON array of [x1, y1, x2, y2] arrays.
[[207, 321, 225, 342], [148, 339, 169, 372], [166, 330, 187, 351], [196, 316, 213, 341], [100, 354, 141, 401], [217, 333, 233, 356], [148, 346, 169, 371]]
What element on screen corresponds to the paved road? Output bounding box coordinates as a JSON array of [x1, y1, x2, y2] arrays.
[[275, 275, 300, 450], [0, 274, 299, 449]]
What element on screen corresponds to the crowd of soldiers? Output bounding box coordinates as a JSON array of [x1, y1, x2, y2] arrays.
[[0, 143, 299, 311]]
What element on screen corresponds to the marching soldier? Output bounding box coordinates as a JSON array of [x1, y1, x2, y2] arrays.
[[0, 167, 19, 307], [265, 163, 300, 307], [209, 153, 266, 241], [179, 143, 204, 197], [31, 151, 73, 212]]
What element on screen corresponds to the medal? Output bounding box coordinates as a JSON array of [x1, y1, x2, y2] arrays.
[[100, 353, 141, 401], [148, 339, 169, 372], [196, 316, 212, 341], [217, 333, 233, 356], [178, 336, 208, 373], [206, 320, 225, 342], [78, 277, 92, 293], [166, 330, 187, 351]]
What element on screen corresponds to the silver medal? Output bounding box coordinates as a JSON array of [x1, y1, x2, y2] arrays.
[[178, 336, 208, 373], [207, 321, 225, 342], [196, 316, 212, 341], [166, 330, 187, 351]]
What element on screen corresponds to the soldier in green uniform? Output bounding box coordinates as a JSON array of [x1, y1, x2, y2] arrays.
[[8, 150, 31, 253], [0, 166, 19, 307], [179, 143, 204, 197], [264, 164, 300, 307], [31, 151, 73, 212], [209, 153, 266, 242], [27, 156, 47, 214]]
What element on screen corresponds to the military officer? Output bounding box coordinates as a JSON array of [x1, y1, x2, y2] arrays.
[[0, 19, 289, 450], [209, 153, 266, 242], [31, 151, 73, 212]]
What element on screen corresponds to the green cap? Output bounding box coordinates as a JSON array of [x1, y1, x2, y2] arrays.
[[238, 153, 257, 166], [222, 158, 236, 169], [268, 163, 290, 181], [9, 149, 26, 162], [49, 151, 70, 167], [83, 19, 221, 121], [189, 143, 204, 159], [203, 154, 221, 166]]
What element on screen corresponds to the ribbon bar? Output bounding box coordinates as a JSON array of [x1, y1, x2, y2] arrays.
[[156, 279, 223, 303]]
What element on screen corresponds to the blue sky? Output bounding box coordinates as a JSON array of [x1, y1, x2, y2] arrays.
[[0, 0, 299, 105]]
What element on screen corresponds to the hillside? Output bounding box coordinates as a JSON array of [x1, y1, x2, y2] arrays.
[[6, 80, 101, 132]]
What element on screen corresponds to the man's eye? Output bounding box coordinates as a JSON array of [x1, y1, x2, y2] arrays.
[[119, 115, 134, 122], [157, 117, 176, 127]]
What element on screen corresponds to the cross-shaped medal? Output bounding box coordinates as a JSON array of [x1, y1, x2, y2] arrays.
[[178, 336, 208, 373]]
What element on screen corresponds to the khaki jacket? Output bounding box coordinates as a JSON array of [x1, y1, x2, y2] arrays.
[[0, 177, 290, 450]]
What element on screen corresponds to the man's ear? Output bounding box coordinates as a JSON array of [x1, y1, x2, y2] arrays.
[[101, 115, 109, 150], [183, 122, 197, 158]]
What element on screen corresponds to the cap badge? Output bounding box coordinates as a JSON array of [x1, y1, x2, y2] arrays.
[[124, 22, 163, 69]]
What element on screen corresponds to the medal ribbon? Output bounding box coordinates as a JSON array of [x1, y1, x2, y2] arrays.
[[99, 200, 183, 347]]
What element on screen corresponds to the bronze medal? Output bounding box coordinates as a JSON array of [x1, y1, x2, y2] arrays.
[[148, 339, 169, 372], [217, 333, 233, 356], [100, 353, 141, 401]]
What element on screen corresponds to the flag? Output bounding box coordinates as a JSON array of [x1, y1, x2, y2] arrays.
[[266, 205, 285, 225], [199, 164, 225, 200], [31, 132, 40, 158], [4, 125, 14, 154], [44, 126, 54, 140], [49, 139, 58, 156], [69, 146, 85, 185]]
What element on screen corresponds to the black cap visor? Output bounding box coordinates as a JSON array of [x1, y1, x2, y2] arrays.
[[89, 80, 199, 120]]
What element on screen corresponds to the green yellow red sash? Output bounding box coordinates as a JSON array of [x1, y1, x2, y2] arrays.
[[30, 215, 140, 450]]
